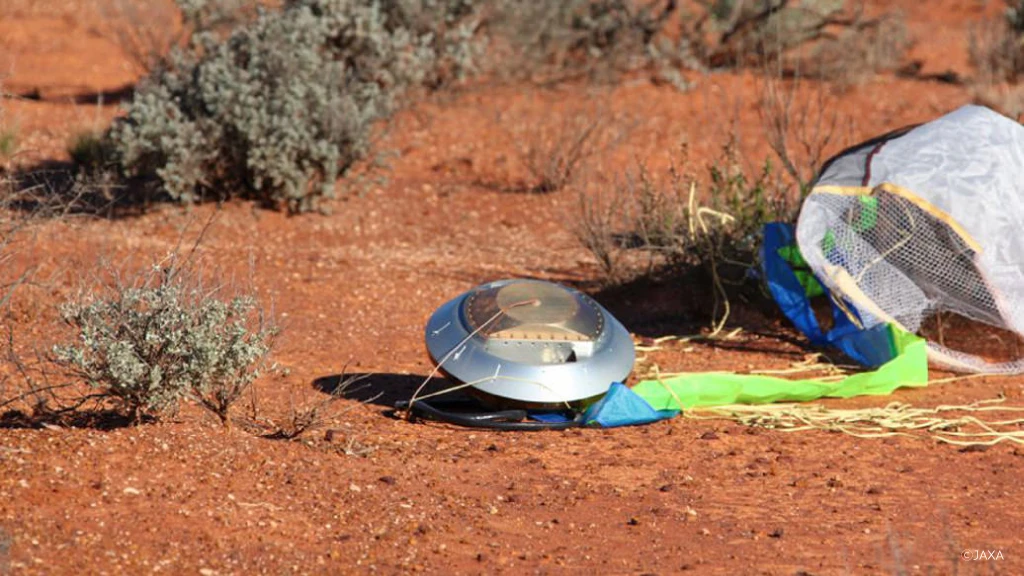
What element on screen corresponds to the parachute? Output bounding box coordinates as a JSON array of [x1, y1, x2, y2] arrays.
[[796, 105, 1024, 373]]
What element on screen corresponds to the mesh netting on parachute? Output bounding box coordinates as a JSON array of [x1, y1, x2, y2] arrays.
[[796, 105, 1024, 374]]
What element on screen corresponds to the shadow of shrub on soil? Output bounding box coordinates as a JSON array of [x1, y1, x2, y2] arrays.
[[582, 264, 767, 336], [313, 372, 471, 410], [0, 406, 142, 431], [12, 83, 136, 105], [4, 161, 157, 220], [583, 263, 817, 359]]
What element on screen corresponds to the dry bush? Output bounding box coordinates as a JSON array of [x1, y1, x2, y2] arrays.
[[1, 330, 84, 427], [257, 371, 372, 441], [575, 69, 849, 318], [500, 102, 634, 193], [969, 1, 1024, 85], [798, 10, 910, 88], [96, 0, 187, 76], [0, 192, 101, 426], [575, 142, 795, 327], [0, 124, 37, 315], [972, 83, 1024, 121], [0, 169, 136, 429], [4, 166, 129, 218], [107, 0, 479, 214], [488, 0, 909, 87], [484, 0, 909, 87], [705, 0, 910, 84], [969, 1, 1024, 118], [757, 65, 848, 196], [514, 112, 605, 193], [575, 178, 629, 280], [96, 0, 267, 76], [0, 189, 39, 416], [575, 141, 790, 276], [489, 0, 695, 88]]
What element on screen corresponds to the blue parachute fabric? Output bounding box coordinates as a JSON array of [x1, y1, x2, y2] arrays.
[[584, 382, 679, 427], [760, 222, 895, 368], [528, 412, 574, 423]]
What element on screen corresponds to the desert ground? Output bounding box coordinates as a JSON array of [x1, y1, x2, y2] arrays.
[[1, 0, 1023, 574]]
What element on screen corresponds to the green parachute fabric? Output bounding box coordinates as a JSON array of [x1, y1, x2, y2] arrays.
[[631, 326, 928, 411]]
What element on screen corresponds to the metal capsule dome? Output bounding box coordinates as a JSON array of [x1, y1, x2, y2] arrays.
[[424, 279, 635, 408]]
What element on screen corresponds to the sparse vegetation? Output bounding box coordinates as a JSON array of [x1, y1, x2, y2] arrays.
[[97, 0, 187, 77], [522, 114, 603, 193], [1, 155, 115, 427], [574, 58, 850, 331], [704, 1, 910, 75], [503, 103, 631, 193], [0, 130, 15, 165], [84, 0, 905, 215], [970, 0, 1024, 84], [0, 85, 15, 166], [969, 0, 1024, 118], [260, 371, 371, 440], [490, 0, 694, 88], [107, 0, 480, 213], [757, 65, 845, 196], [797, 9, 910, 88], [97, 0, 266, 77], [487, 0, 908, 88], [575, 140, 795, 297], [52, 249, 276, 425], [576, 62, 845, 288], [0, 106, 35, 314], [68, 129, 114, 171]]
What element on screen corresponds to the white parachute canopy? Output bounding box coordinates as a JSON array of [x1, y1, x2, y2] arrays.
[[796, 105, 1024, 373]]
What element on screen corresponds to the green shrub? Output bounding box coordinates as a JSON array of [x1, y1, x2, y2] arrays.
[[68, 130, 114, 170], [0, 130, 15, 163], [0, 87, 15, 165], [575, 143, 797, 327], [634, 142, 790, 268], [381, 0, 485, 88], [704, 141, 791, 261], [109, 0, 480, 213], [53, 263, 275, 424], [579, 142, 792, 273]]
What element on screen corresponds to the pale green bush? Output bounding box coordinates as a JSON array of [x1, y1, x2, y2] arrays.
[[110, 0, 481, 213], [54, 264, 275, 424]]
